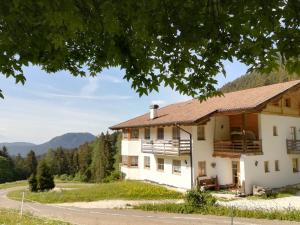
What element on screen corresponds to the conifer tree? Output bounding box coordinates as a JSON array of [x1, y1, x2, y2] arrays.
[[26, 150, 38, 175], [36, 160, 55, 191]]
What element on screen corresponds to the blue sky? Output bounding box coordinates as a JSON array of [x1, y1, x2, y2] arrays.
[[0, 61, 248, 143]]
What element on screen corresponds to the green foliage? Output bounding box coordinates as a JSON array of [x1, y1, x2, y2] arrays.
[[28, 174, 38, 192], [0, 1, 299, 99], [0, 208, 70, 225], [36, 160, 55, 191], [185, 189, 216, 208], [221, 68, 299, 93], [135, 203, 300, 222], [8, 181, 183, 203], [0, 156, 15, 183]]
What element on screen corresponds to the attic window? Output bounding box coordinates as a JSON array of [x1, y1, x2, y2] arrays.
[[285, 98, 291, 108]]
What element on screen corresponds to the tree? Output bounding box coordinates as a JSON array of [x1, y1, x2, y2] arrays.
[[14, 154, 29, 179], [28, 174, 38, 192], [0, 156, 15, 183], [0, 1, 299, 99], [26, 150, 38, 176], [36, 160, 55, 191]]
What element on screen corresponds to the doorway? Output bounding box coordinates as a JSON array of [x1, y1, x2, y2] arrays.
[[232, 161, 240, 187]]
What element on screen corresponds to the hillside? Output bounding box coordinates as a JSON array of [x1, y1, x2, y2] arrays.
[[0, 132, 96, 156], [221, 69, 299, 93]]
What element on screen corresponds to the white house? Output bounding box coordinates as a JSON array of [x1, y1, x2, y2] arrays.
[[110, 80, 300, 194]]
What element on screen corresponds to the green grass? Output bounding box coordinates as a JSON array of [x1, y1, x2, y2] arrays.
[[8, 181, 183, 203], [0, 180, 28, 190], [0, 208, 70, 225], [134, 203, 300, 222]]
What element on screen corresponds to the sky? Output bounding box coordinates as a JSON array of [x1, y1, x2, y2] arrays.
[[0, 61, 248, 144]]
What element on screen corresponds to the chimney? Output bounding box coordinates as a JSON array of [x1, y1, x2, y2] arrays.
[[149, 104, 159, 120]]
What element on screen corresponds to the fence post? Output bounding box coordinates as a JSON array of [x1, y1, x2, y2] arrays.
[[20, 191, 25, 217], [231, 205, 234, 225]]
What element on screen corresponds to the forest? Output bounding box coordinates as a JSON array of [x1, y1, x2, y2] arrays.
[[0, 132, 121, 184]]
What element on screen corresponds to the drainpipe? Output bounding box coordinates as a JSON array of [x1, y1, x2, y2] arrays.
[[175, 124, 193, 189]]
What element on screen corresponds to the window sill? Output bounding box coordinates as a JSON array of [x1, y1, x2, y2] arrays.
[[157, 169, 164, 172], [172, 172, 181, 175]]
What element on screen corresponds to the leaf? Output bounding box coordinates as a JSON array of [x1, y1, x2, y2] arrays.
[[0, 90, 3, 99]]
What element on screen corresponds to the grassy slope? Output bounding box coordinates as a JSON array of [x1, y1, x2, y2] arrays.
[[0, 180, 27, 190], [135, 203, 300, 222], [8, 181, 183, 203], [0, 208, 70, 225]]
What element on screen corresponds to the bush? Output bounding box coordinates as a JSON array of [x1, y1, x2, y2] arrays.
[[185, 189, 216, 208], [36, 160, 55, 191], [28, 174, 38, 192]]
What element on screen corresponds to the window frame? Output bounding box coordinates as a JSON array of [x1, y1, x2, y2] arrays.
[[123, 129, 129, 139], [198, 161, 206, 177], [130, 128, 139, 139], [275, 160, 280, 172], [293, 158, 299, 173], [122, 155, 128, 166], [144, 127, 150, 140], [273, 126, 278, 136], [128, 156, 139, 168], [144, 156, 150, 169], [290, 127, 297, 141], [157, 127, 164, 140], [264, 161, 270, 173], [172, 160, 181, 175], [157, 158, 164, 171], [172, 127, 180, 140], [197, 126, 205, 141]]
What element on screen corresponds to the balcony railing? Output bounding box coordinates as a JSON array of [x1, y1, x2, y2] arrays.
[[142, 139, 191, 156], [214, 140, 262, 155], [287, 140, 300, 154]]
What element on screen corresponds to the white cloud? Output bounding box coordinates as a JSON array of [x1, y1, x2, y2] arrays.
[[42, 93, 132, 101], [80, 77, 100, 96]]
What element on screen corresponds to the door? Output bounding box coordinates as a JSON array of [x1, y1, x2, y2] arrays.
[[232, 161, 240, 187]]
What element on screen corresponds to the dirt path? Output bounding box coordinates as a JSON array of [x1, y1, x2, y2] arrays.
[[0, 186, 299, 225]]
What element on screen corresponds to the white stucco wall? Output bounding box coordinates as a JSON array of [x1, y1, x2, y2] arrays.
[[241, 114, 300, 194], [191, 118, 233, 186]]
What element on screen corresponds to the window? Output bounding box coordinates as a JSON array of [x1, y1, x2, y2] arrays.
[[144, 156, 150, 169], [123, 129, 129, 139], [157, 127, 164, 140], [130, 128, 139, 139], [293, 158, 298, 173], [172, 160, 181, 174], [275, 160, 280, 171], [272, 101, 280, 107], [172, 127, 180, 140], [198, 161, 206, 177], [285, 98, 291, 107], [128, 156, 138, 167], [273, 126, 278, 136], [122, 155, 128, 166], [144, 128, 150, 139], [157, 158, 164, 171], [264, 161, 269, 173], [197, 126, 205, 140], [290, 127, 297, 140]]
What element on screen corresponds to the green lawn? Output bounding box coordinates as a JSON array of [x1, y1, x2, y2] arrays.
[[8, 181, 183, 203], [0, 180, 28, 190], [135, 203, 300, 222], [0, 208, 70, 225]]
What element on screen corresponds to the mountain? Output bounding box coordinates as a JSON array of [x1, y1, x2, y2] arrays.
[[0, 132, 96, 156], [220, 68, 299, 93]]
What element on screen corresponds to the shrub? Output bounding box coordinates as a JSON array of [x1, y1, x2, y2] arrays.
[[36, 160, 55, 191], [185, 189, 216, 208], [28, 174, 38, 192]]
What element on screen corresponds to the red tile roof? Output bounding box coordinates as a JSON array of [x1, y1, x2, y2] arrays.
[[110, 80, 300, 129]]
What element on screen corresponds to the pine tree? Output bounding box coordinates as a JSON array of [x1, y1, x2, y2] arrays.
[[26, 150, 38, 175], [36, 160, 55, 191], [91, 135, 106, 182], [28, 174, 38, 192]]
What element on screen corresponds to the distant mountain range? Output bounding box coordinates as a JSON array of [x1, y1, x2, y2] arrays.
[[0, 132, 96, 156]]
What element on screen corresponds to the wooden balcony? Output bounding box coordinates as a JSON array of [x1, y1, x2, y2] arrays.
[[142, 139, 191, 156], [213, 140, 262, 158], [286, 140, 300, 154]]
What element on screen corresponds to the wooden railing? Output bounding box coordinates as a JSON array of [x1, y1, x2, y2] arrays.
[[214, 140, 262, 154], [287, 140, 300, 154], [142, 139, 191, 156]]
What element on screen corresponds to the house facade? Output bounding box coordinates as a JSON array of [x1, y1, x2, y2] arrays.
[[111, 80, 300, 194]]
